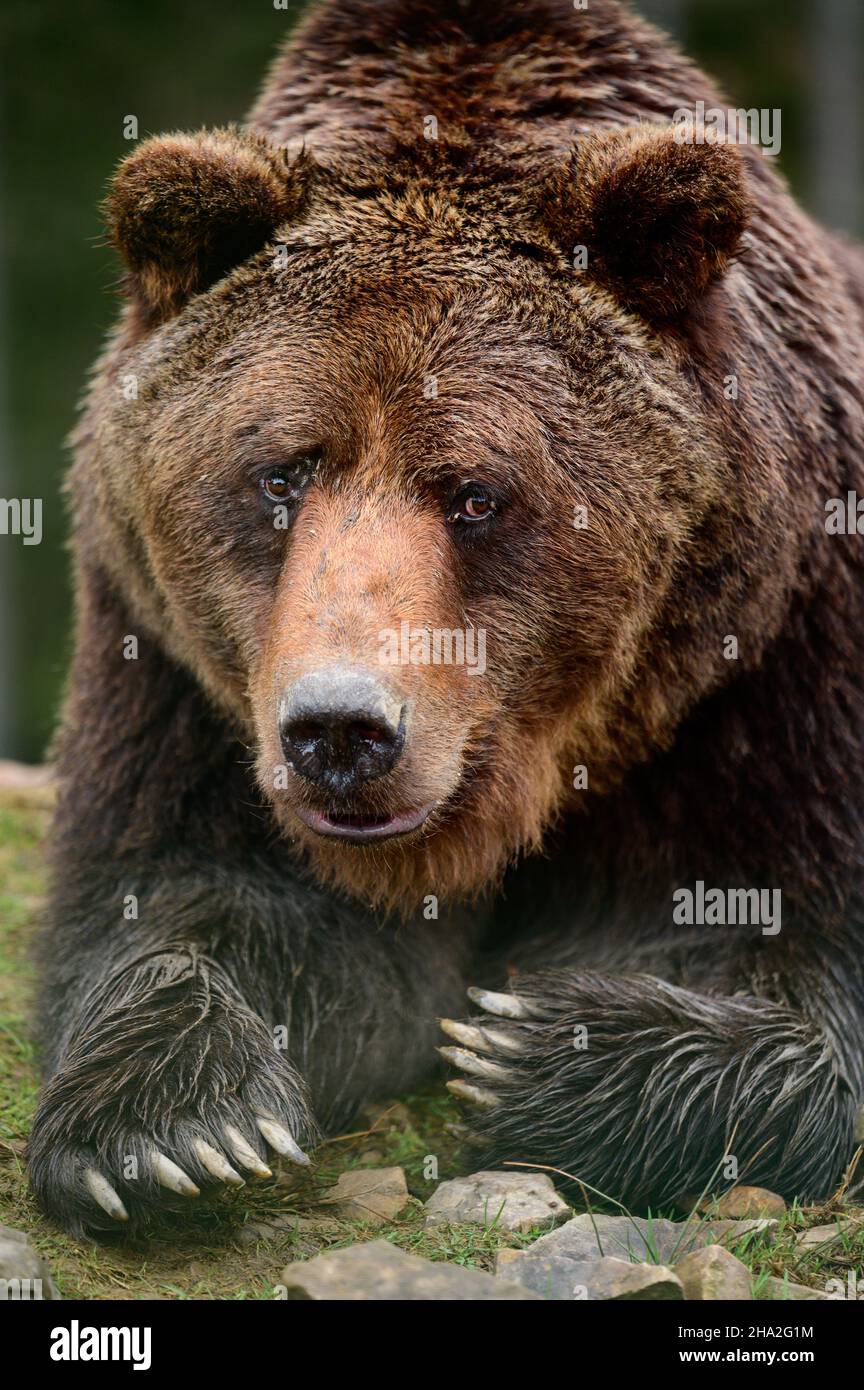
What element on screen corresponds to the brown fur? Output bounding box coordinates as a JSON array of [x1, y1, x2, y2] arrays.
[[29, 0, 864, 1233], [542, 125, 750, 318], [83, 0, 861, 916], [106, 127, 313, 321]]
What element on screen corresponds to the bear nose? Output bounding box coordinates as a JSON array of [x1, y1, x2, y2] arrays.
[[279, 668, 406, 793]]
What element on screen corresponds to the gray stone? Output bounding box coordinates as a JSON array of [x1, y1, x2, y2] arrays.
[[425, 1170, 571, 1233], [280, 1239, 542, 1300], [0, 1224, 60, 1299], [676, 1244, 753, 1300], [497, 1251, 683, 1300], [509, 1212, 775, 1264], [494, 1212, 775, 1301], [319, 1167, 409, 1226], [795, 1219, 860, 1250]]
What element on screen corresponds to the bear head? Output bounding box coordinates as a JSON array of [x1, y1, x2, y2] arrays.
[[75, 121, 771, 911]]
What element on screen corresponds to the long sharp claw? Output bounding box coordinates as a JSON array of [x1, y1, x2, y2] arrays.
[[483, 1026, 525, 1055], [254, 1115, 310, 1166], [440, 1019, 494, 1052], [224, 1124, 272, 1178], [467, 987, 530, 1020], [152, 1151, 200, 1197], [446, 1078, 501, 1108], [440, 1018, 525, 1054], [83, 1167, 129, 1221], [194, 1139, 245, 1187], [438, 1045, 512, 1081]]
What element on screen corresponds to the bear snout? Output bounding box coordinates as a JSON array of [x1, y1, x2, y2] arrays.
[[279, 666, 407, 795]]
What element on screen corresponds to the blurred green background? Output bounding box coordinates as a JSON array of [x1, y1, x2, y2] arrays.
[[0, 0, 861, 761]]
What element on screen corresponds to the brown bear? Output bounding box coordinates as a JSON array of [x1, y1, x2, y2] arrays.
[[29, 0, 864, 1237]]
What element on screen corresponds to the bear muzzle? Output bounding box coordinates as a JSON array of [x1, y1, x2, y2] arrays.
[[277, 666, 438, 843], [279, 666, 405, 790]]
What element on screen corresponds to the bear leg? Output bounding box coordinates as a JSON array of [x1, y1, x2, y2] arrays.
[[441, 968, 860, 1208]]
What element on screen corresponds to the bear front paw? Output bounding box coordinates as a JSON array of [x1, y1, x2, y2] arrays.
[[28, 1072, 314, 1238], [27, 949, 317, 1237]]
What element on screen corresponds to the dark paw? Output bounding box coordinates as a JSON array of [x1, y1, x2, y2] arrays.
[[30, 1111, 310, 1238], [438, 976, 632, 1189], [29, 1062, 314, 1238], [27, 949, 317, 1237], [439, 971, 857, 1210]]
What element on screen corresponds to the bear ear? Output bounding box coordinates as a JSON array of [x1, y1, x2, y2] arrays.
[[542, 124, 749, 320], [104, 126, 313, 321]]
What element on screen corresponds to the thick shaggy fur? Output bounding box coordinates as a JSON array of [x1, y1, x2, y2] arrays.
[[29, 0, 864, 1236]]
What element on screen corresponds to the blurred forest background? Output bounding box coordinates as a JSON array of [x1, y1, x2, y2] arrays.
[[0, 0, 861, 762]]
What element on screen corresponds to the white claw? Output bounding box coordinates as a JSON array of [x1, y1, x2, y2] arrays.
[[440, 1018, 525, 1055], [467, 987, 530, 1020], [223, 1124, 272, 1178], [84, 1167, 129, 1221], [152, 1151, 200, 1197], [446, 1078, 501, 1108], [255, 1116, 311, 1166], [194, 1139, 245, 1187], [438, 1045, 512, 1082], [482, 1026, 526, 1055], [440, 1019, 494, 1052]]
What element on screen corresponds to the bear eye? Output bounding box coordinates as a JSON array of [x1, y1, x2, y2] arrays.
[[448, 484, 499, 525], [255, 452, 321, 513], [261, 471, 292, 503]]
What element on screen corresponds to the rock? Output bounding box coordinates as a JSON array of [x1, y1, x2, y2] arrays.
[[513, 1212, 775, 1264], [702, 1187, 786, 1220], [794, 1218, 860, 1250], [494, 1248, 521, 1270], [575, 1259, 683, 1300], [280, 1239, 542, 1299], [425, 1170, 571, 1233], [320, 1167, 409, 1225], [676, 1244, 752, 1300], [0, 1224, 60, 1299], [500, 1251, 682, 1300], [762, 1276, 832, 1301], [492, 1212, 775, 1301]]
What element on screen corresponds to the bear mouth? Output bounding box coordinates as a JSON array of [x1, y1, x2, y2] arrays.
[[295, 802, 437, 844]]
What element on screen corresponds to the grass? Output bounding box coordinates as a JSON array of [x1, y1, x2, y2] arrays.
[[0, 779, 861, 1300]]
